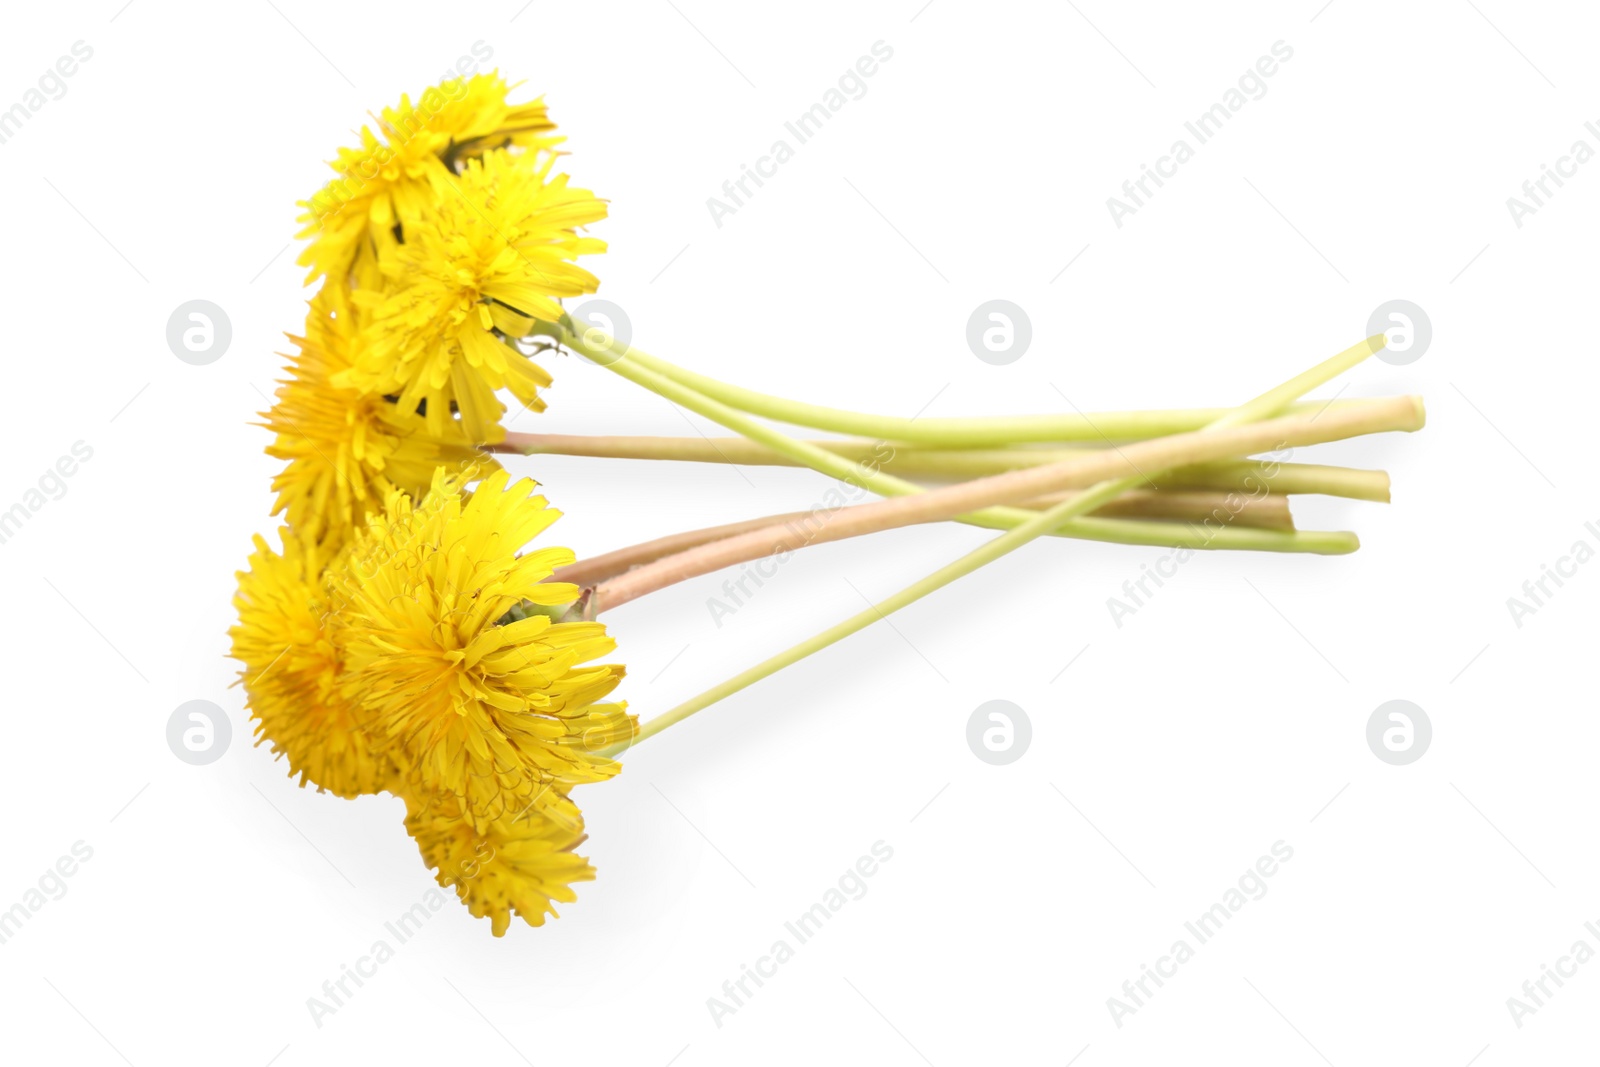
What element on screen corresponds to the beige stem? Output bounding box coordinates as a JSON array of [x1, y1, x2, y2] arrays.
[[494, 431, 1393, 500], [555, 490, 1292, 590], [589, 396, 1421, 611]]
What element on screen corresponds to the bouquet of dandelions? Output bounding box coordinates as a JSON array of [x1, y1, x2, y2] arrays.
[[231, 71, 1425, 936]]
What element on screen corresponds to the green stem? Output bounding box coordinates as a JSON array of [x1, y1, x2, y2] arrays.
[[551, 325, 1366, 555], [597, 334, 1392, 757], [1157, 460, 1389, 502], [608, 489, 1116, 753], [588, 336, 1381, 446]]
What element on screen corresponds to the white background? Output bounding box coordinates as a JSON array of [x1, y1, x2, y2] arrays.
[[1, 1, 1595, 1064]]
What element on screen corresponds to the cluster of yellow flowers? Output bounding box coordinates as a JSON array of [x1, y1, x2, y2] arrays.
[[231, 73, 630, 936], [231, 71, 1425, 941]]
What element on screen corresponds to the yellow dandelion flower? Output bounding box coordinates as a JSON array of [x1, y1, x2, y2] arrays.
[[296, 71, 563, 284], [338, 148, 608, 441], [334, 467, 635, 830], [404, 788, 595, 936], [264, 285, 494, 552], [229, 528, 397, 798]]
